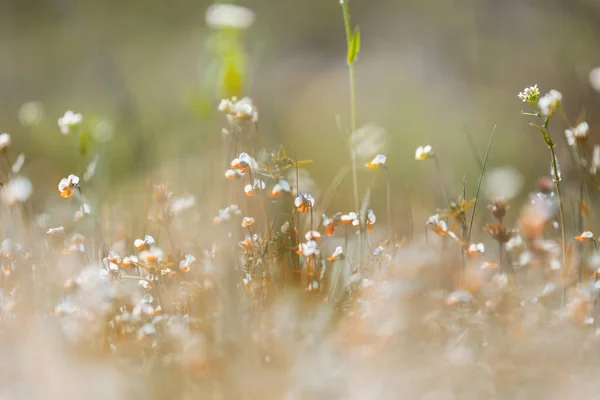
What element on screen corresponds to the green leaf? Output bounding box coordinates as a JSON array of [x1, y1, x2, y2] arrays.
[[347, 27, 360, 65]]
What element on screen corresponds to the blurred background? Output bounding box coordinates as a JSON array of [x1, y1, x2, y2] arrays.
[[1, 0, 599, 231]]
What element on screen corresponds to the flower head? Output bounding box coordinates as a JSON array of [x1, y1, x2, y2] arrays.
[[589, 67, 600, 92], [365, 154, 387, 169], [241, 216, 255, 228], [58, 174, 80, 198], [538, 89, 562, 117], [1, 176, 33, 205], [341, 212, 359, 227], [218, 97, 258, 122], [304, 230, 321, 241], [0, 133, 10, 152], [205, 4, 255, 30], [517, 85, 540, 104], [139, 247, 165, 265], [327, 246, 344, 261], [230, 152, 258, 172], [467, 243, 485, 256], [426, 214, 458, 240], [58, 110, 82, 135], [134, 235, 155, 250], [271, 179, 291, 197], [366, 209, 376, 232], [565, 122, 589, 146], [225, 168, 245, 180], [575, 231, 594, 242], [294, 193, 314, 213], [179, 254, 196, 272], [297, 240, 319, 257], [415, 145, 433, 160], [244, 179, 265, 197]]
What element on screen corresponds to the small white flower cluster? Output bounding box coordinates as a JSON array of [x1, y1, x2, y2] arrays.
[[365, 154, 387, 169], [565, 122, 589, 146], [589, 67, 600, 92], [538, 89, 562, 117], [218, 97, 258, 122], [205, 4, 255, 30], [213, 204, 241, 225], [58, 110, 83, 135], [415, 145, 433, 160], [1, 176, 33, 206], [517, 85, 540, 104], [0, 133, 10, 152]]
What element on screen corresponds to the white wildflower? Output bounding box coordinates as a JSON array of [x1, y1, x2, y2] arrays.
[[565, 122, 589, 146], [18, 101, 45, 127], [11, 153, 25, 174], [0, 133, 10, 152], [589, 67, 600, 92], [1, 176, 33, 205], [517, 85, 540, 104], [58, 111, 83, 135], [538, 89, 562, 117], [415, 145, 433, 160], [365, 154, 387, 169], [205, 4, 255, 29]]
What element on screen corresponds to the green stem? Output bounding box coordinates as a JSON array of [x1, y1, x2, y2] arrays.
[[549, 144, 567, 304], [341, 0, 362, 270]]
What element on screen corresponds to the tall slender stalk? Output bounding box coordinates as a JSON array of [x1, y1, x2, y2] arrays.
[[340, 0, 362, 270]]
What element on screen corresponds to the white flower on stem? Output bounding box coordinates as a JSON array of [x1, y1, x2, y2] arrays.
[[294, 193, 314, 213], [297, 240, 319, 257], [589, 67, 600, 92], [327, 246, 343, 261], [139, 247, 165, 265], [467, 243, 485, 256], [205, 4, 255, 30], [121, 255, 139, 268], [218, 97, 258, 121], [0, 133, 10, 152], [58, 110, 82, 135], [58, 174, 79, 198], [241, 217, 255, 228], [244, 179, 265, 197], [230, 152, 258, 172], [1, 176, 33, 205], [426, 214, 458, 240], [134, 235, 155, 250], [271, 179, 291, 197], [565, 122, 589, 146], [179, 254, 196, 272], [415, 145, 433, 160], [305, 231, 321, 241], [365, 154, 387, 169], [341, 212, 358, 225], [538, 89, 562, 117], [517, 85, 540, 104], [366, 209, 376, 232], [575, 231, 594, 242], [225, 168, 244, 180], [592, 145, 600, 174]]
